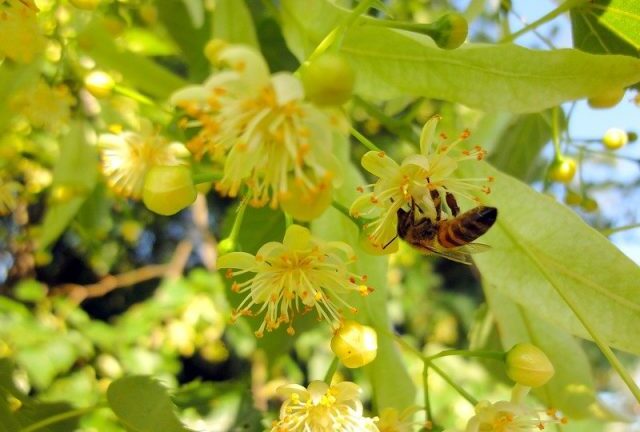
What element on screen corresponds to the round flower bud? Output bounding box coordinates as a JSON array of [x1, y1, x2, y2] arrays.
[[431, 13, 468, 49], [548, 157, 577, 183], [142, 165, 197, 216], [69, 0, 100, 10], [505, 343, 554, 388], [564, 189, 582, 206], [139, 4, 158, 25], [602, 128, 628, 150], [204, 39, 228, 64], [588, 87, 625, 109], [581, 196, 599, 213], [279, 176, 333, 222], [84, 71, 115, 98], [331, 321, 377, 368], [217, 237, 236, 255], [301, 53, 356, 106]]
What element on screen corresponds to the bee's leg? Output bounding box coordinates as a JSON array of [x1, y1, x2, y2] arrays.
[[430, 189, 442, 221], [445, 192, 460, 217], [382, 235, 398, 250]]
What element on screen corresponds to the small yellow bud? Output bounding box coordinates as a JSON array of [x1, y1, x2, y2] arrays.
[[588, 87, 625, 109], [602, 128, 628, 150], [505, 343, 555, 388], [217, 238, 236, 255], [142, 165, 197, 216], [581, 196, 599, 213], [204, 39, 229, 64], [301, 53, 356, 106], [564, 189, 582, 206], [84, 71, 115, 98], [330, 321, 377, 368], [279, 176, 333, 221], [431, 13, 468, 49], [548, 157, 577, 183]]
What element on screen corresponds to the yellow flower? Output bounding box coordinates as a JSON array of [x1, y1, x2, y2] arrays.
[[350, 116, 491, 253], [98, 121, 189, 199], [10, 80, 75, 131], [0, 177, 21, 215], [0, 0, 45, 63], [217, 224, 372, 337], [171, 43, 342, 215], [271, 381, 379, 432], [465, 400, 566, 432]]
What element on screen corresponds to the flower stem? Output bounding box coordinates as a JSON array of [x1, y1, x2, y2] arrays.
[[350, 127, 382, 152], [386, 330, 479, 406], [500, 0, 589, 43], [324, 356, 340, 385], [226, 199, 248, 246], [284, 212, 293, 228], [422, 364, 434, 425], [21, 405, 104, 432], [600, 223, 640, 236], [427, 361, 478, 406], [424, 349, 504, 362]]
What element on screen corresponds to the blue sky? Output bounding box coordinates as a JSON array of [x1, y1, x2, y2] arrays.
[[458, 0, 640, 262]]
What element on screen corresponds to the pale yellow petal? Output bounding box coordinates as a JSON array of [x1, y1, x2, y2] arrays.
[[216, 252, 256, 269], [361, 151, 399, 179]]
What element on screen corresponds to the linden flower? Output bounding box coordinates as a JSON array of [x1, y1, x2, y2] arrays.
[[0, 0, 45, 63], [171, 43, 342, 213], [270, 381, 379, 432], [466, 400, 566, 432], [10, 80, 75, 131], [99, 121, 188, 199], [217, 224, 372, 337], [350, 115, 492, 253], [0, 177, 21, 215]]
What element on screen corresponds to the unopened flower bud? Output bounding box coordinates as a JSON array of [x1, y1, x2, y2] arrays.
[[301, 53, 356, 106], [331, 321, 377, 368], [548, 157, 576, 183], [602, 128, 628, 150], [588, 87, 625, 109], [279, 175, 333, 221], [430, 13, 468, 49], [142, 165, 197, 216], [505, 343, 554, 388], [217, 237, 236, 255], [84, 71, 115, 98], [204, 39, 228, 64]]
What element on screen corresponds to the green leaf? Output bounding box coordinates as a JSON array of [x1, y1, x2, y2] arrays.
[[571, 0, 640, 57], [107, 376, 190, 432], [484, 285, 598, 418], [79, 20, 187, 99], [38, 122, 98, 251], [14, 280, 47, 303], [213, 0, 259, 48], [157, 0, 211, 81], [281, 0, 640, 113], [462, 161, 640, 354], [488, 109, 565, 181]]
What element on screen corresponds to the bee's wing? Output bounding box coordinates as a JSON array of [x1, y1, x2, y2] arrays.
[[423, 245, 474, 265], [457, 243, 491, 254], [424, 243, 491, 265]]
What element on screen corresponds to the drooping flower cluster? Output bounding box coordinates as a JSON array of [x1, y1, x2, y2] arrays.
[[0, 0, 45, 64], [350, 115, 492, 253], [171, 42, 343, 217], [217, 224, 372, 337], [98, 120, 189, 199], [10, 80, 75, 132], [270, 381, 379, 432]]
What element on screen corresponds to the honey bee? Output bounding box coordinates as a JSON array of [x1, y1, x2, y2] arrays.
[[395, 193, 497, 265]]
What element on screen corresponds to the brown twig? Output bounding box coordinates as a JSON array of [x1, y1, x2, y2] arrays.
[[52, 240, 193, 303]]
